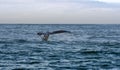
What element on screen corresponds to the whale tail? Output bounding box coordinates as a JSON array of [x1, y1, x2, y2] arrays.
[[37, 30, 71, 41], [37, 30, 71, 36]]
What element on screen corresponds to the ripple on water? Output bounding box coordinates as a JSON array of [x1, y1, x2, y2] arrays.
[[0, 24, 120, 70]]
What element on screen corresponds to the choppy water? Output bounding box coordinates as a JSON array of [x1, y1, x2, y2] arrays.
[[0, 24, 120, 70]]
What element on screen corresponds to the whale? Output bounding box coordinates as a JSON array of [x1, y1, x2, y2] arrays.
[[37, 30, 71, 41]]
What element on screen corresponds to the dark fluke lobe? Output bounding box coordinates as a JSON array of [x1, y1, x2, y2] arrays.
[[37, 32, 44, 35], [50, 30, 71, 34]]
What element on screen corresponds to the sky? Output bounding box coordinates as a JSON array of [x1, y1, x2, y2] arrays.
[[0, 0, 120, 24]]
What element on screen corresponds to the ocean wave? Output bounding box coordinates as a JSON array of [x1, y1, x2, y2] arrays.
[[0, 39, 41, 44], [0, 38, 74, 45]]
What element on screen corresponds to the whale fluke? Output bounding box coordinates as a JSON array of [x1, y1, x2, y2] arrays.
[[37, 30, 71, 41]]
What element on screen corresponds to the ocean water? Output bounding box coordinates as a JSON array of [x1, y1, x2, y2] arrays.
[[0, 24, 120, 70]]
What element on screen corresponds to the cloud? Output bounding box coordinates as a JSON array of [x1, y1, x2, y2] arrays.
[[98, 0, 120, 3], [0, 0, 120, 23]]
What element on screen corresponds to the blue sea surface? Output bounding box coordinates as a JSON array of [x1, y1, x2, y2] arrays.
[[0, 24, 120, 70]]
